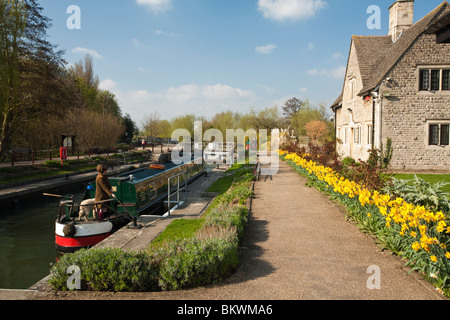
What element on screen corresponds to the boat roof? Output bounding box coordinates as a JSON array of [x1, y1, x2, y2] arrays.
[[113, 157, 201, 184]]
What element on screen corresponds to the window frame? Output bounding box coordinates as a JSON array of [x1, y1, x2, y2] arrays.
[[353, 126, 361, 145], [418, 66, 450, 93], [427, 121, 450, 147], [366, 123, 373, 146]]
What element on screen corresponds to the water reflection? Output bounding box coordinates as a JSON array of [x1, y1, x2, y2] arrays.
[[0, 192, 83, 289]]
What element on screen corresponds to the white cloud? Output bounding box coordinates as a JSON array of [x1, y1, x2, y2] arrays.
[[107, 82, 256, 122], [307, 66, 346, 79], [257, 0, 327, 22], [136, 0, 172, 14], [71, 47, 103, 59], [255, 44, 277, 55], [166, 84, 199, 103], [307, 42, 314, 51], [299, 87, 309, 92], [202, 84, 253, 100], [99, 79, 117, 91]]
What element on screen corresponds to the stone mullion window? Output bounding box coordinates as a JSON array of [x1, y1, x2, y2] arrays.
[[419, 67, 450, 92], [443, 70, 450, 90], [441, 125, 450, 145], [420, 70, 430, 91], [431, 70, 440, 90], [428, 123, 450, 146]]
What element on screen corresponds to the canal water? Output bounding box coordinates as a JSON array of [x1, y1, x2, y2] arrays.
[[0, 191, 84, 289]]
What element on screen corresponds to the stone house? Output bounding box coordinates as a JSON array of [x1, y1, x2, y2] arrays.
[[331, 0, 450, 170]]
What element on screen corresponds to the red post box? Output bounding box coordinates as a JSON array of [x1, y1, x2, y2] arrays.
[[60, 147, 68, 166]]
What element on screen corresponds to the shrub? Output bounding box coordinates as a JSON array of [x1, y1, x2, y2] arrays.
[[204, 205, 249, 242], [153, 233, 239, 291], [384, 176, 450, 214], [342, 157, 356, 166], [44, 160, 62, 167], [49, 248, 160, 292]]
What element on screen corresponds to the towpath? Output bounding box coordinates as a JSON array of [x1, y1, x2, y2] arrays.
[[27, 159, 445, 301]]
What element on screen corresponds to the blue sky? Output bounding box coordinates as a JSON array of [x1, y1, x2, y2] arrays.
[[38, 0, 446, 127]]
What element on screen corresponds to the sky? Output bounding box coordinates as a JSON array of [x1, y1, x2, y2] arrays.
[[37, 0, 447, 128]]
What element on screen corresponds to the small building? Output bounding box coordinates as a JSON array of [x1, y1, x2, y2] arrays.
[[331, 0, 450, 170]]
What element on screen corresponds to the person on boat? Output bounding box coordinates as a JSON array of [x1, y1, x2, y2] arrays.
[[95, 164, 116, 222]]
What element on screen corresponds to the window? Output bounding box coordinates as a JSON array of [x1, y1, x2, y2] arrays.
[[366, 124, 373, 145], [419, 68, 450, 92], [431, 70, 440, 91], [429, 125, 440, 145], [353, 127, 361, 144], [429, 123, 450, 146], [420, 70, 430, 91], [443, 70, 450, 90], [442, 125, 450, 145]]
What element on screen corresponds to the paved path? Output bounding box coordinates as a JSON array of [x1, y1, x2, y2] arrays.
[[30, 160, 446, 300]]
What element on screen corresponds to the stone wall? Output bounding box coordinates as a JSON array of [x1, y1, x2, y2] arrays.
[[381, 33, 450, 170], [336, 39, 375, 162]]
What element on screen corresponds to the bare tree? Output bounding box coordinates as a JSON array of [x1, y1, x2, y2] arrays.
[[141, 112, 163, 140]]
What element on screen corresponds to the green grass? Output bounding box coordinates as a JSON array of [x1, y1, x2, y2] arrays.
[[149, 218, 205, 249], [206, 164, 254, 195], [393, 174, 450, 197], [206, 175, 236, 195]]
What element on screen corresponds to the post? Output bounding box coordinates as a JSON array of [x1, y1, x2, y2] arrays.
[[168, 176, 171, 216]]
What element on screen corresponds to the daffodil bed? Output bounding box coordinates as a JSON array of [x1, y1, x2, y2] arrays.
[[280, 150, 450, 296]]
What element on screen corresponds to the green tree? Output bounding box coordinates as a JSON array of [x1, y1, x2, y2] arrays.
[[282, 97, 303, 119], [0, 0, 65, 158], [239, 106, 283, 132], [290, 101, 326, 137], [0, 0, 26, 158], [207, 110, 240, 137], [120, 113, 138, 144], [171, 114, 197, 139]]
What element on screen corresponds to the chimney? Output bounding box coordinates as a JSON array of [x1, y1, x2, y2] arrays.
[[389, 0, 414, 41]]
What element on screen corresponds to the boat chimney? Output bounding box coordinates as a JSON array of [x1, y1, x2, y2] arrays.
[[389, 0, 414, 42]]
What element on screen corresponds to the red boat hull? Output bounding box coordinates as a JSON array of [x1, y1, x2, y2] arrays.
[[55, 233, 112, 253]]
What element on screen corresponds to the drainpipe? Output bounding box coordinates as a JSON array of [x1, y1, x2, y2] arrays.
[[371, 96, 376, 150], [370, 85, 382, 151]]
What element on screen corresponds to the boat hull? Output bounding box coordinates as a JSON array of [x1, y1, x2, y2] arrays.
[[55, 217, 129, 254]]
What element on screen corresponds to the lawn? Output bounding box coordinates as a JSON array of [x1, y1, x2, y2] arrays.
[[206, 164, 254, 195], [149, 218, 205, 249], [393, 174, 450, 197]]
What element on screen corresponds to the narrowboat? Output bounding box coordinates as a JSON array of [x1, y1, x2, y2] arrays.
[[53, 156, 206, 253]]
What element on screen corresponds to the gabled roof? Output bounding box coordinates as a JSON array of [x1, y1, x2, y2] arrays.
[[331, 1, 450, 109]]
